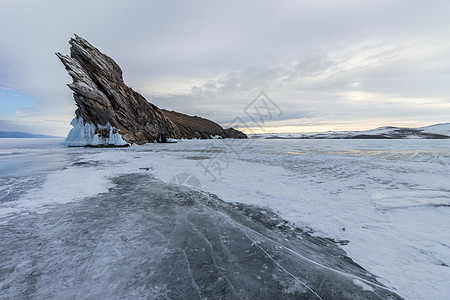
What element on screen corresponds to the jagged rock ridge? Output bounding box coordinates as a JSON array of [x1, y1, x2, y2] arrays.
[[57, 34, 246, 145]]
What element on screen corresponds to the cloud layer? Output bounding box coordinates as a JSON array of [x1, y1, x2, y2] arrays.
[[1, 0, 449, 135]]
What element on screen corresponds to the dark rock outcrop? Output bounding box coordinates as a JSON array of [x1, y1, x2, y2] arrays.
[[221, 127, 248, 139], [161, 110, 247, 139], [161, 110, 224, 139], [57, 34, 246, 145]]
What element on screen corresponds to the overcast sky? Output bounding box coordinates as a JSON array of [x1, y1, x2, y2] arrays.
[[1, 0, 449, 135]]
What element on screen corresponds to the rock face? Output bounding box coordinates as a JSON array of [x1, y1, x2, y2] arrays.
[[57, 34, 246, 146], [161, 110, 247, 139]]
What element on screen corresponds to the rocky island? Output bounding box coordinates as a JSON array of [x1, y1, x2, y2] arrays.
[[57, 34, 246, 146]]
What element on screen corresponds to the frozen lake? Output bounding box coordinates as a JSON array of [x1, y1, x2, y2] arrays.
[[1, 138, 449, 299]]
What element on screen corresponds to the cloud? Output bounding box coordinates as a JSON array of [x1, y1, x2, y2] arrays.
[[1, 0, 450, 135]]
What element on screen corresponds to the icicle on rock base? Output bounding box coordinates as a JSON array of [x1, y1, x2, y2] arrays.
[[63, 117, 129, 147]]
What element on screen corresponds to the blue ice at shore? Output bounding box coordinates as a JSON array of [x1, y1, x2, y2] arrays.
[[63, 117, 127, 146]]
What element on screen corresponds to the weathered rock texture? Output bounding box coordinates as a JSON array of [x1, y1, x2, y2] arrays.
[[57, 34, 246, 145], [161, 110, 247, 139]]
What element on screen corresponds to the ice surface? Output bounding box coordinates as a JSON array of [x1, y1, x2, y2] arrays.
[[1, 138, 449, 299], [64, 117, 127, 146], [0, 173, 401, 299], [106, 139, 448, 300]]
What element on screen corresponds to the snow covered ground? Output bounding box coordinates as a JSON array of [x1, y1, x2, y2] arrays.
[[1, 138, 449, 299]]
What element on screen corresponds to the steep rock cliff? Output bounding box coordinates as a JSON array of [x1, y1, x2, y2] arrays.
[[57, 35, 246, 146]]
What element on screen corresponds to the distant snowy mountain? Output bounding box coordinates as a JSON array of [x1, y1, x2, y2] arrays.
[[0, 131, 59, 138], [416, 123, 450, 136], [253, 123, 450, 139]]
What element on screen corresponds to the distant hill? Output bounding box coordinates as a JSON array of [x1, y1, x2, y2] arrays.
[[0, 131, 60, 138], [254, 123, 450, 139]]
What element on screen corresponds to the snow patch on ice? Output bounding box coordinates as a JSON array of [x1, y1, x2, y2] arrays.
[[63, 117, 127, 147], [0, 166, 114, 218]]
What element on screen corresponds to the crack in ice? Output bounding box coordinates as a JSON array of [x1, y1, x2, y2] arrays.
[[179, 247, 203, 300], [186, 218, 246, 300], [203, 195, 398, 294], [245, 229, 324, 300]]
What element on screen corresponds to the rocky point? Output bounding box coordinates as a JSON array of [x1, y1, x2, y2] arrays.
[[57, 34, 246, 146]]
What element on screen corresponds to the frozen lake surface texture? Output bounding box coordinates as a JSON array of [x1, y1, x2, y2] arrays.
[[0, 138, 449, 299]]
